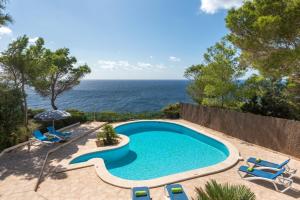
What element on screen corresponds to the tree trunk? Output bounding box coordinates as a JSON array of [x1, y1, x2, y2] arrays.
[[21, 75, 28, 127], [50, 76, 58, 110], [51, 97, 58, 110]]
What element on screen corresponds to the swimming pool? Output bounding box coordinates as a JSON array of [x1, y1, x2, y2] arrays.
[[70, 121, 236, 183]]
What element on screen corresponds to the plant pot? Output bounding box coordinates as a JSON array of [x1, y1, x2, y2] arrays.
[[95, 140, 103, 147]]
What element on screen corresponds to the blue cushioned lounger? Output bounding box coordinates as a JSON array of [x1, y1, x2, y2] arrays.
[[131, 187, 151, 200], [165, 184, 188, 200], [247, 157, 289, 169], [239, 166, 284, 180], [47, 126, 71, 140], [238, 165, 293, 193], [247, 157, 296, 178], [33, 130, 61, 143]]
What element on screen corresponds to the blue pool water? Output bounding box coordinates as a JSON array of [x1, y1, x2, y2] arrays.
[[70, 121, 229, 180]]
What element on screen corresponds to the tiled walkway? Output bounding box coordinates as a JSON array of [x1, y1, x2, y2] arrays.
[[1, 120, 300, 200]]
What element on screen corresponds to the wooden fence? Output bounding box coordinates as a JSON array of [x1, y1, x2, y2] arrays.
[[180, 103, 300, 158]]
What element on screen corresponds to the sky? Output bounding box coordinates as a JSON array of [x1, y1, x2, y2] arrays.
[[0, 0, 245, 80]]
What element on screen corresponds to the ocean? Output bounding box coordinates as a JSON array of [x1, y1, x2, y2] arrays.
[[26, 80, 193, 112]]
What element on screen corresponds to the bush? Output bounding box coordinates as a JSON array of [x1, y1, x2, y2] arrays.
[[162, 103, 180, 119], [11, 125, 33, 146], [86, 111, 164, 122], [97, 124, 119, 145], [64, 109, 88, 123], [193, 180, 255, 200], [241, 94, 299, 120], [27, 108, 46, 119], [96, 111, 123, 122], [0, 85, 24, 151]]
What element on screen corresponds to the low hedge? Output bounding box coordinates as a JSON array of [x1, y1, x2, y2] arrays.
[[3, 105, 180, 151], [85, 111, 164, 122], [29, 103, 181, 133]]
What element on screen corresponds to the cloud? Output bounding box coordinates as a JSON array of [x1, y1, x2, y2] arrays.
[[136, 62, 152, 69], [169, 56, 181, 62], [0, 27, 12, 35], [0, 26, 12, 39], [97, 60, 130, 70], [97, 59, 166, 71], [28, 37, 39, 43], [200, 0, 243, 14]]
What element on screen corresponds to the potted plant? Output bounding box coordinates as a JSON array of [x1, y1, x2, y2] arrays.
[[96, 124, 120, 147]]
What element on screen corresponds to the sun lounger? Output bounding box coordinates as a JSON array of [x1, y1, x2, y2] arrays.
[[33, 130, 62, 144], [238, 165, 293, 193], [47, 126, 71, 140], [165, 184, 188, 200], [247, 157, 297, 178], [131, 187, 151, 200]]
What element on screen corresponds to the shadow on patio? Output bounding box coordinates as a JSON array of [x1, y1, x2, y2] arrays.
[[0, 122, 105, 189]]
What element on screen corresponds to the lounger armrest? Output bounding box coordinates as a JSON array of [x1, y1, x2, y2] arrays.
[[285, 165, 297, 174], [288, 168, 297, 174]]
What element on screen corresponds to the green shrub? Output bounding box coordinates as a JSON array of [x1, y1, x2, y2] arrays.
[[97, 111, 122, 122], [0, 85, 24, 151], [162, 103, 180, 119], [193, 180, 256, 200], [27, 108, 46, 119], [97, 124, 119, 145], [86, 111, 164, 122], [64, 109, 88, 123], [12, 126, 32, 145]]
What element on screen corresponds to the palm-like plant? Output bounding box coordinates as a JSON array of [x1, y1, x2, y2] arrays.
[[97, 124, 119, 145], [193, 180, 256, 200]]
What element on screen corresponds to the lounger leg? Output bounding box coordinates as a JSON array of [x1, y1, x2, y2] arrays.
[[239, 174, 291, 193], [281, 185, 292, 193], [287, 173, 295, 179], [277, 177, 293, 193], [272, 182, 279, 192]]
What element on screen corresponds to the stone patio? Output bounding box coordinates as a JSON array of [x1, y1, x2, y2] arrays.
[[1, 120, 300, 200]]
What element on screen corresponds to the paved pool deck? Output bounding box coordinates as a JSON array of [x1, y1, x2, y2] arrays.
[[0, 120, 300, 200]]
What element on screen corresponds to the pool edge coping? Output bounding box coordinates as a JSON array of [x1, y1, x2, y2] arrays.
[[56, 119, 240, 188], [55, 134, 130, 173]]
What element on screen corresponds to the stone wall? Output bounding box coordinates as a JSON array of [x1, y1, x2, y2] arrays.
[[180, 103, 300, 158]]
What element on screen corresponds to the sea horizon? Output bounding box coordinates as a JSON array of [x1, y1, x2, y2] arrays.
[[27, 80, 193, 113], [81, 78, 247, 81]]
